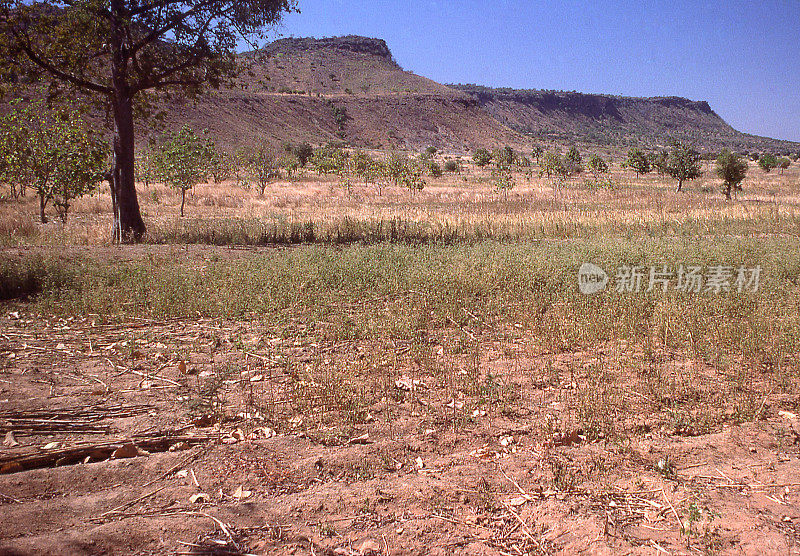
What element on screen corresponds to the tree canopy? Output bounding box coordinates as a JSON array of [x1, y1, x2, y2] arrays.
[[0, 0, 296, 241], [716, 149, 747, 200]]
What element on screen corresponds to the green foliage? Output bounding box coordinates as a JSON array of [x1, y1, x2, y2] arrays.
[[587, 155, 609, 177], [758, 153, 778, 172], [0, 100, 107, 223], [777, 157, 791, 173], [472, 148, 492, 167], [310, 145, 348, 177], [716, 149, 748, 200], [292, 142, 314, 167], [386, 153, 425, 193], [240, 142, 282, 195], [492, 146, 515, 167], [0, 0, 297, 241], [564, 146, 583, 175], [531, 145, 543, 164], [426, 161, 443, 178], [153, 126, 213, 216], [666, 142, 702, 192], [539, 151, 567, 179], [625, 148, 651, 175], [443, 159, 461, 173], [425, 146, 438, 155], [648, 150, 669, 175], [491, 165, 515, 196]]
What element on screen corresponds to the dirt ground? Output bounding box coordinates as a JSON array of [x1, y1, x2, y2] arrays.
[[1, 295, 800, 556]]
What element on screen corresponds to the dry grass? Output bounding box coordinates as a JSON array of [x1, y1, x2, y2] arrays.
[[3, 158, 798, 246]]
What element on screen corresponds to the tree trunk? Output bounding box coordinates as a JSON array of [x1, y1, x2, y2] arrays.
[[180, 189, 186, 217], [39, 194, 47, 223], [676, 179, 683, 192], [724, 183, 732, 200], [110, 0, 145, 243]]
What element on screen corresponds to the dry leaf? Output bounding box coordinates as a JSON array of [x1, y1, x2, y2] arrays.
[[779, 410, 798, 421], [358, 539, 381, 556], [41, 442, 60, 450], [178, 361, 187, 374], [395, 375, 420, 391], [415, 456, 424, 469], [507, 495, 531, 507], [175, 469, 189, 478], [233, 485, 252, 500], [189, 493, 210, 504], [3, 431, 19, 448]]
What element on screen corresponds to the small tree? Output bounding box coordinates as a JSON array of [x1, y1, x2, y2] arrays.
[[493, 146, 515, 167], [154, 126, 213, 216], [758, 153, 778, 172], [472, 148, 492, 167], [292, 142, 314, 168], [666, 142, 702, 192], [625, 148, 651, 176], [587, 155, 609, 177], [310, 144, 348, 177], [0, 100, 107, 222], [386, 153, 424, 193], [777, 157, 791, 174], [531, 145, 543, 165], [492, 165, 515, 198], [539, 151, 566, 179], [241, 142, 281, 195], [716, 149, 747, 200], [564, 146, 583, 175], [278, 152, 301, 178]]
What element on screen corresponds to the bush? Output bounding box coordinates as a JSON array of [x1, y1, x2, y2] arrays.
[[472, 148, 491, 167], [443, 160, 460, 173]]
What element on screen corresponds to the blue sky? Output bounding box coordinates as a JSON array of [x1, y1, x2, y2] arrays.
[[274, 0, 800, 142]]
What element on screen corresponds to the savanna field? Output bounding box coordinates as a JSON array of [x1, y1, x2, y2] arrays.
[[2, 154, 800, 555]]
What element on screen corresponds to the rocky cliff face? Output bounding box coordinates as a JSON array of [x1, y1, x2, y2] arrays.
[[261, 36, 397, 66], [449, 85, 760, 150]]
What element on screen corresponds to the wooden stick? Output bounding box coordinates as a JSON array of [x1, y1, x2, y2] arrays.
[[661, 487, 682, 527]]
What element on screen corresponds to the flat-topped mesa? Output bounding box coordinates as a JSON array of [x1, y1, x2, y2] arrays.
[[262, 35, 396, 64]]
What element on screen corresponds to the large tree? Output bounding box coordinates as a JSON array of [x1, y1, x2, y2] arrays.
[[0, 0, 295, 242]]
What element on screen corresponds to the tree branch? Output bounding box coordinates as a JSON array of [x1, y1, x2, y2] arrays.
[[11, 29, 112, 94]]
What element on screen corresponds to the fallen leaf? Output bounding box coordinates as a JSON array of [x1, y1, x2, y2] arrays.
[[507, 495, 531, 507], [175, 469, 189, 478], [189, 493, 210, 504], [3, 431, 19, 448], [415, 456, 424, 469], [233, 485, 252, 500], [41, 442, 60, 450], [358, 539, 381, 556], [178, 361, 187, 374], [779, 410, 798, 421], [395, 375, 420, 391]]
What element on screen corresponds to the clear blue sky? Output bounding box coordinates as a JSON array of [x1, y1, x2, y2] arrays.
[[274, 0, 800, 142]]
